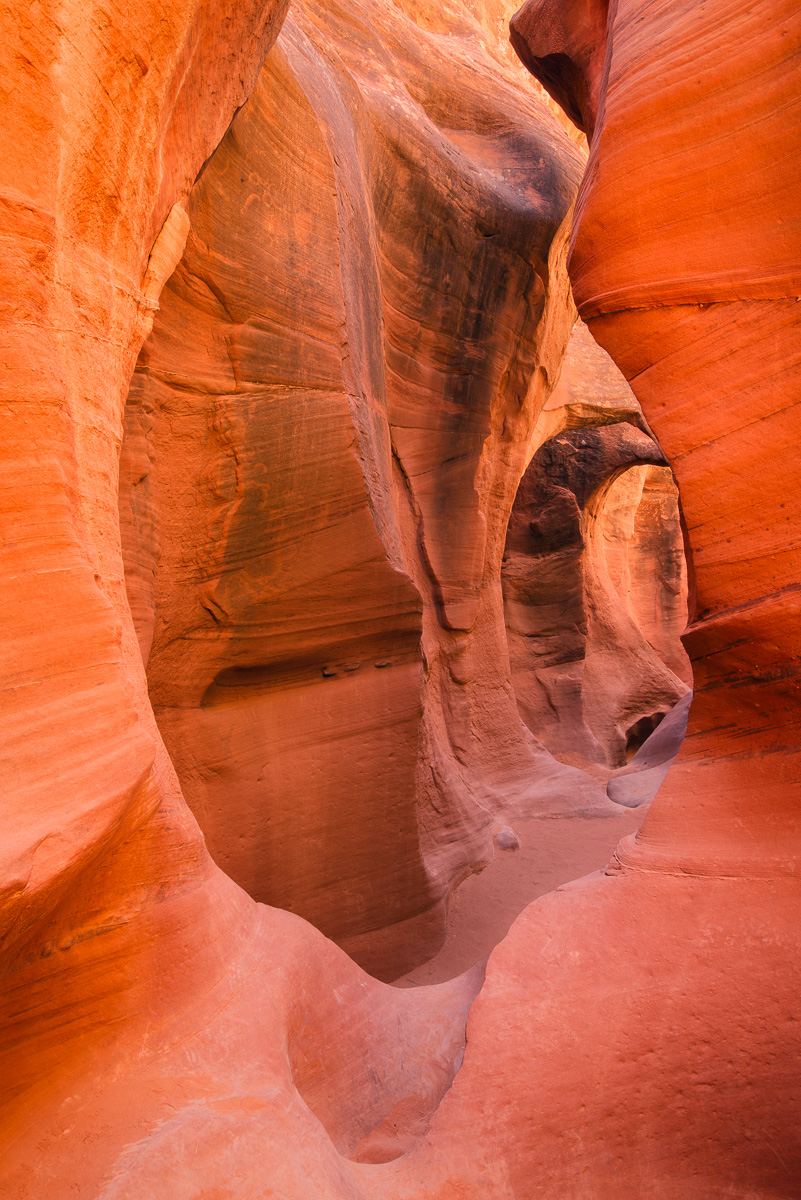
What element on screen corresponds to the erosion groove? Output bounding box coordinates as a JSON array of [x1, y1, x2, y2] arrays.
[[1, 0, 798, 1196]]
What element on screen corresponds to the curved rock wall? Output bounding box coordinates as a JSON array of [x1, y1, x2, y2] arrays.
[[118, 0, 618, 980], [503, 322, 690, 774], [512, 0, 801, 876], [486, 0, 801, 1191], [1, 3, 619, 1195], [505, 442, 689, 767], [0, 0, 500, 1187], [1, 0, 288, 962], [3, 0, 798, 1195], [0, 0, 289, 1150]]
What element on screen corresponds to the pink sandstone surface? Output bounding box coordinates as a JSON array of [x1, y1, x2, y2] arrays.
[[1, 0, 798, 1196]]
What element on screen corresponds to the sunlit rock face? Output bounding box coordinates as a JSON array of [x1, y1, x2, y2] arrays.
[[1, 0, 289, 968], [119, 0, 619, 981], [1, 0, 289, 1119], [503, 322, 691, 776], [2, 0, 542, 1192], [469, 0, 801, 1193]]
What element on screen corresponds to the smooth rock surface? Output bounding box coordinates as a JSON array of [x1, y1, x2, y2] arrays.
[[3, 0, 799, 1195], [1, 4, 614, 1197], [503, 326, 691, 776], [119, 0, 617, 980]]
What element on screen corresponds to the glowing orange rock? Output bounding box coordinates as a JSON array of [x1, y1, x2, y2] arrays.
[[504, 322, 690, 778], [118, 0, 615, 982], [3, 0, 798, 1194]]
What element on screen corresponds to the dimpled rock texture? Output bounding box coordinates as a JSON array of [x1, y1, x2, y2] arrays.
[[117, 0, 620, 983]]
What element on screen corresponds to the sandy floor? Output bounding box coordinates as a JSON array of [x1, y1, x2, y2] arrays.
[[392, 807, 646, 987]]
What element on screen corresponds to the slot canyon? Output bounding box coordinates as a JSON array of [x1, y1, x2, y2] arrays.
[[1, 0, 798, 1196]]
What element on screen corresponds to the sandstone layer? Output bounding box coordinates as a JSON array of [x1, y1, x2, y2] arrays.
[[2, 0, 798, 1196], [118, 0, 623, 981], [1, 0, 620, 1194], [1, 0, 288, 965], [512, 0, 801, 876], [503, 321, 690, 776]]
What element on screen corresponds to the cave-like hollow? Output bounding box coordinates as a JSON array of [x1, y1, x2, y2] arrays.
[[117, 7, 691, 991]]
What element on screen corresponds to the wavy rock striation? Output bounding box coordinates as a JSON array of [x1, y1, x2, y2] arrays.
[[503, 321, 690, 777], [3, 0, 797, 1195], [0, 1, 623, 1195], [118, 0, 620, 982]]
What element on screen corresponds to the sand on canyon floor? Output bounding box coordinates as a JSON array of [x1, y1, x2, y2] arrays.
[[393, 807, 646, 987]]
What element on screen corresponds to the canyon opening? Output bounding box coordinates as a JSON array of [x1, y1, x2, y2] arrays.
[[2, 0, 799, 1197]]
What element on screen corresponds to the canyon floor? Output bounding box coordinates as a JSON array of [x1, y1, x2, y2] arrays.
[[394, 808, 645, 986]]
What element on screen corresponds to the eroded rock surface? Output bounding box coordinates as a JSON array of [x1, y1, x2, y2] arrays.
[[512, 0, 801, 875], [503, 323, 690, 776], [2, 0, 798, 1195], [118, 0, 617, 981], [1, 2, 619, 1195]]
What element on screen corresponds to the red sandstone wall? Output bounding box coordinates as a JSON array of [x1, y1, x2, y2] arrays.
[[503, 322, 690, 774], [1, 0, 288, 965], [0, 0, 500, 1188], [2, 0, 799, 1195], [512, 0, 801, 876], [1, 2, 607, 1194], [118, 0, 620, 980]]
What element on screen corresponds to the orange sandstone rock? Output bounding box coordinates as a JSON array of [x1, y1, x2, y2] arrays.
[[119, 0, 618, 981], [0, 1, 617, 1196], [512, 0, 801, 874], [0, 0, 289, 968], [503, 323, 690, 777], [432, 0, 801, 1191], [3, 0, 798, 1195]]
